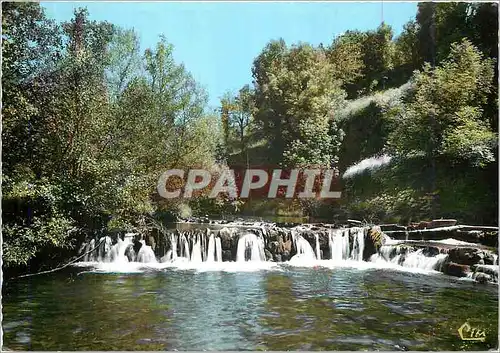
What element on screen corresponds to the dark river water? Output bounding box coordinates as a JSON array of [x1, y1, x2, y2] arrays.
[[2, 265, 498, 351]]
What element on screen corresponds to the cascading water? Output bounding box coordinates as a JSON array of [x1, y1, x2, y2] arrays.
[[371, 245, 448, 271], [329, 229, 350, 262], [350, 228, 365, 261], [291, 230, 317, 261], [191, 235, 203, 262], [315, 233, 321, 260], [236, 233, 266, 262], [85, 239, 96, 262], [179, 234, 190, 259], [215, 237, 222, 262], [137, 240, 157, 263], [207, 234, 216, 262], [76, 222, 496, 284], [109, 237, 131, 263], [171, 233, 178, 260]]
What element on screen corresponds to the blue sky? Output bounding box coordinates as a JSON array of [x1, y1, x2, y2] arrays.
[[42, 2, 418, 109]]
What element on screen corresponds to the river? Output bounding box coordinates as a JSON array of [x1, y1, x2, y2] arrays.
[[2, 263, 498, 350]]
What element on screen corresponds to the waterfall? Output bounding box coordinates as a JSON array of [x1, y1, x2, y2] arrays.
[[291, 230, 316, 261], [180, 234, 190, 259], [315, 234, 321, 260], [371, 245, 448, 271], [110, 235, 133, 263], [350, 228, 365, 261], [201, 232, 207, 262], [191, 235, 203, 262], [329, 229, 349, 262], [207, 234, 216, 262], [162, 250, 173, 263], [170, 233, 178, 260], [236, 233, 266, 262], [215, 237, 222, 262], [97, 236, 113, 262], [137, 241, 157, 263], [77, 222, 485, 275]]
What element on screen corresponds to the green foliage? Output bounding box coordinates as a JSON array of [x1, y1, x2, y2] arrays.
[[2, 4, 219, 269], [386, 40, 495, 167], [252, 40, 345, 168], [3, 1, 499, 272], [2, 177, 75, 266]]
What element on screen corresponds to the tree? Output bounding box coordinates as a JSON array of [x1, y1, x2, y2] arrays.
[[2, 2, 62, 177], [326, 31, 365, 85], [387, 40, 495, 168], [219, 85, 255, 157], [252, 40, 345, 168], [106, 28, 142, 100]]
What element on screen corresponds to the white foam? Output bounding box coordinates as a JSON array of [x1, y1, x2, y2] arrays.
[[73, 258, 444, 276], [433, 238, 478, 246]]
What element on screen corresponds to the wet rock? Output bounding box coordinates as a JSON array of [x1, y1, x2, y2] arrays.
[[318, 232, 330, 249], [447, 248, 483, 266], [268, 241, 279, 254], [483, 252, 496, 265], [283, 239, 292, 253], [422, 246, 440, 257], [218, 227, 237, 251], [474, 273, 491, 284], [282, 251, 291, 262], [265, 249, 273, 261], [146, 235, 156, 251], [471, 264, 499, 281], [222, 250, 232, 262], [133, 239, 143, 254], [267, 229, 279, 242], [442, 262, 470, 277], [363, 226, 382, 261], [429, 219, 457, 228], [410, 221, 431, 230], [478, 231, 498, 248], [125, 244, 135, 262], [273, 254, 282, 262], [379, 224, 407, 232], [276, 222, 300, 228]]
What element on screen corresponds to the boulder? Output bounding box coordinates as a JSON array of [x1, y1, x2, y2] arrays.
[[421, 246, 440, 257], [447, 248, 484, 266], [218, 227, 237, 251], [363, 226, 382, 261], [483, 252, 497, 265], [473, 273, 491, 284], [471, 264, 499, 282], [265, 249, 273, 261], [442, 262, 470, 277], [273, 254, 282, 262], [268, 241, 279, 254]]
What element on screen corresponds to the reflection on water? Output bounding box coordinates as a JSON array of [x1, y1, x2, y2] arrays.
[[3, 267, 498, 351]]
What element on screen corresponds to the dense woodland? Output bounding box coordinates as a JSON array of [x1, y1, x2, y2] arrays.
[[2, 2, 498, 272]]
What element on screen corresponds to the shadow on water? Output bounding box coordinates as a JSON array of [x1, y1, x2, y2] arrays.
[[2, 267, 498, 351]]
